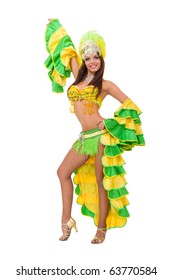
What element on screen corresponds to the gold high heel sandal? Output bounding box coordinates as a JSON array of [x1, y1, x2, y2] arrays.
[[91, 227, 106, 244], [59, 217, 78, 241]]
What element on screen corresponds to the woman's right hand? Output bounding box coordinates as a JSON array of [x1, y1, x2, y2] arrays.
[[96, 120, 105, 130], [46, 18, 53, 26]]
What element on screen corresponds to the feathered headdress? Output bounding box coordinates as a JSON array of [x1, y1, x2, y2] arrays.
[[79, 31, 106, 60]]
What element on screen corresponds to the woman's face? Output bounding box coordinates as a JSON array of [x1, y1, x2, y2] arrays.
[[84, 53, 101, 74]]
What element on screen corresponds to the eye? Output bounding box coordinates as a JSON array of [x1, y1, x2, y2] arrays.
[[85, 57, 90, 61]]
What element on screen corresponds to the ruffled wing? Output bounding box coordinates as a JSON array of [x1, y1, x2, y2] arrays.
[[104, 98, 145, 151], [44, 18, 81, 93]]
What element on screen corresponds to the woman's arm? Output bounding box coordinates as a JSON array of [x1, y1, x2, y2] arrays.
[[70, 57, 79, 79], [104, 80, 128, 104]]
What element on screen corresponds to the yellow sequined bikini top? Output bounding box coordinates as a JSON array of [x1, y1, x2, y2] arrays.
[[67, 85, 102, 113]]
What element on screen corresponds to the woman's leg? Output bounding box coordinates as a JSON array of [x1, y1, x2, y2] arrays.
[[92, 142, 109, 242], [57, 148, 88, 227]]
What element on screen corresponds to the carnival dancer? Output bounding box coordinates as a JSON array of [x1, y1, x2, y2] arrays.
[[44, 18, 145, 244]]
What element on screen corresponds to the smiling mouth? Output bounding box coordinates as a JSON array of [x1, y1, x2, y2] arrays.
[[90, 65, 98, 68]]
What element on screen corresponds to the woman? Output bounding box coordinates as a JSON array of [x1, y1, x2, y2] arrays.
[[45, 19, 145, 244]]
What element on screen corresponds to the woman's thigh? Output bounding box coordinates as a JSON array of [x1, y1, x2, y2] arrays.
[[58, 148, 89, 179]]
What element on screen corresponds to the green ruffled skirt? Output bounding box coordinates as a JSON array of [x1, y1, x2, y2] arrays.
[[72, 99, 145, 229]]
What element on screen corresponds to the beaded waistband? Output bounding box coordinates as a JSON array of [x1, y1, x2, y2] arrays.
[[81, 129, 107, 139]]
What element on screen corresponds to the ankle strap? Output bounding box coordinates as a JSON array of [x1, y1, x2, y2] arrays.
[[62, 225, 71, 232], [97, 227, 106, 234]]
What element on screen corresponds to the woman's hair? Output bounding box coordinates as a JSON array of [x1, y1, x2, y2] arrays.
[[70, 55, 105, 95]]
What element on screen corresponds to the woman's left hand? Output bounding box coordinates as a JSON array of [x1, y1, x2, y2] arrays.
[[46, 18, 53, 26], [96, 120, 105, 130]]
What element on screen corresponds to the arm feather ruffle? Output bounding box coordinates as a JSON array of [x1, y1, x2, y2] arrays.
[[44, 18, 81, 93], [104, 98, 145, 151]]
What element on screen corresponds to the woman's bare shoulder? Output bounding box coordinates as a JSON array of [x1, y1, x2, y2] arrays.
[[102, 80, 128, 103], [102, 80, 117, 93]]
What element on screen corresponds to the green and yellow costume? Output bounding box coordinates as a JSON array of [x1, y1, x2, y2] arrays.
[[44, 19, 145, 229]]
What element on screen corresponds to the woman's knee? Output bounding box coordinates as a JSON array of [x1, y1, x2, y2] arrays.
[[97, 179, 104, 190], [57, 165, 63, 179], [95, 169, 104, 185], [57, 165, 71, 180]]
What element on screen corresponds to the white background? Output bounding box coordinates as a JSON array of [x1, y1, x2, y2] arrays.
[[0, 0, 172, 279]]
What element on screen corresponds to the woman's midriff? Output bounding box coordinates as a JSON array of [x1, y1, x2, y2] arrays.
[[73, 100, 105, 131]]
